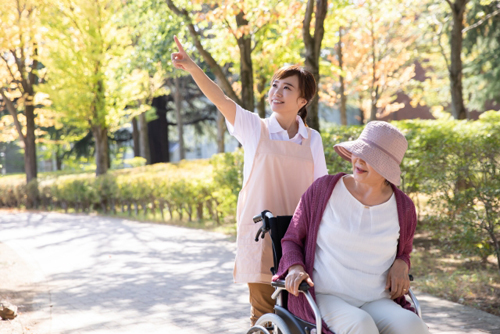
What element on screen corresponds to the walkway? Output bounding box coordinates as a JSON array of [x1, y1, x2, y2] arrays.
[[0, 212, 499, 333]]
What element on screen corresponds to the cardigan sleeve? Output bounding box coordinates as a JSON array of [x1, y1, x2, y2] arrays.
[[395, 195, 417, 270]]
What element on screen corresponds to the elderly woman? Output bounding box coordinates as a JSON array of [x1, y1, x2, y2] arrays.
[[275, 121, 429, 334]]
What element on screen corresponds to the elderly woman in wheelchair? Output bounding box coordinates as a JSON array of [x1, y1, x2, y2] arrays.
[[250, 121, 429, 334]]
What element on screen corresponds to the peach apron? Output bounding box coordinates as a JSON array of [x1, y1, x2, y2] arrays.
[[234, 120, 314, 284]]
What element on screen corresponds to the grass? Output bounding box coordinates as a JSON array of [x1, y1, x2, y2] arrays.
[[411, 232, 500, 316]]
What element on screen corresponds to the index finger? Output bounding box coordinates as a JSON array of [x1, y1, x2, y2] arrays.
[[174, 36, 185, 53]]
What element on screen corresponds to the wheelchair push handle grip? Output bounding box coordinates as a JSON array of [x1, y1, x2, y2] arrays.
[[272, 279, 311, 292], [254, 210, 275, 241], [253, 210, 274, 223]]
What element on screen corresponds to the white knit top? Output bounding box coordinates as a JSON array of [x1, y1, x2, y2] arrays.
[[313, 176, 400, 307]]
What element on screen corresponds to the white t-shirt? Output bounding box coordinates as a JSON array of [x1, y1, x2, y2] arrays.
[[313, 175, 400, 307], [226, 104, 328, 187]]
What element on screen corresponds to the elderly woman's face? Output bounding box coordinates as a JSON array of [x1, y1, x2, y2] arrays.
[[351, 154, 386, 185]]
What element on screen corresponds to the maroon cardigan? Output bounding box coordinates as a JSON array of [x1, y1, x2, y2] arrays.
[[274, 173, 417, 334]]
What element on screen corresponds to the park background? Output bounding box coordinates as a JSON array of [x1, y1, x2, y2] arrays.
[[0, 0, 499, 319]]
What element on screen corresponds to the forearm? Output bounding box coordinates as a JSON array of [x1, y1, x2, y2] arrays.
[[187, 64, 236, 123]]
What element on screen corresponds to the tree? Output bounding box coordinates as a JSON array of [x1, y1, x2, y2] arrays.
[[166, 1, 247, 112], [41, 0, 134, 175], [463, 0, 500, 110], [122, 0, 222, 158], [302, 0, 328, 131], [322, 0, 418, 122], [446, 0, 469, 119], [251, 2, 304, 117], [0, 0, 44, 202], [407, 0, 499, 119], [166, 0, 302, 148]]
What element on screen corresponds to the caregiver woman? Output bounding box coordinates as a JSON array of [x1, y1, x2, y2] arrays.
[[277, 121, 429, 334], [171, 36, 327, 325]]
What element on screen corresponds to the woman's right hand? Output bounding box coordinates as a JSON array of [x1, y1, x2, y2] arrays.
[[171, 36, 195, 72], [285, 265, 314, 297]]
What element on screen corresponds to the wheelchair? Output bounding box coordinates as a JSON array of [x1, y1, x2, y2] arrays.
[[246, 210, 422, 334]]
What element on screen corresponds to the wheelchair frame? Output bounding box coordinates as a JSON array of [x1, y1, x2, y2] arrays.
[[246, 210, 422, 334]]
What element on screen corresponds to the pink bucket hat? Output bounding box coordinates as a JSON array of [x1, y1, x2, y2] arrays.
[[334, 121, 408, 185]]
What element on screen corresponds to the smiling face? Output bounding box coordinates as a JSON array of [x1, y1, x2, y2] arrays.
[[268, 75, 307, 116], [351, 154, 387, 185]]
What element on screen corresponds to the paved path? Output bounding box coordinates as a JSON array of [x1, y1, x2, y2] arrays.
[[0, 212, 499, 334]]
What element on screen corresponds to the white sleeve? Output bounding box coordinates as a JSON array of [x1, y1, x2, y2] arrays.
[[225, 104, 261, 147], [310, 130, 328, 180]]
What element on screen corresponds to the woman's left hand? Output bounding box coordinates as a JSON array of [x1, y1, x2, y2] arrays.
[[385, 259, 410, 299]]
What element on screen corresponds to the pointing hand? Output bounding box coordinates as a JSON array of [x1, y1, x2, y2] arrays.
[[171, 36, 195, 71]]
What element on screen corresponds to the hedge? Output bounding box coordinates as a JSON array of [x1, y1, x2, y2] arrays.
[[0, 150, 244, 224], [1, 111, 499, 269]]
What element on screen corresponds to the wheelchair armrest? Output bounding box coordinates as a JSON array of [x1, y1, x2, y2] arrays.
[[272, 279, 311, 292]]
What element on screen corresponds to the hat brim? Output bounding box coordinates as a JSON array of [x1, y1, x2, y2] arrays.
[[334, 140, 402, 186]]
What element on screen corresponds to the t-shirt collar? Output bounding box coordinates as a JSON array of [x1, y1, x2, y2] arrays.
[[268, 113, 309, 139]]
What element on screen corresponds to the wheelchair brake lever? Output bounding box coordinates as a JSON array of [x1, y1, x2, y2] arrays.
[[254, 228, 263, 242]]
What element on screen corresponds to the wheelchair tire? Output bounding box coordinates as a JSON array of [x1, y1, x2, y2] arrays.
[[249, 313, 291, 334], [246, 325, 271, 334]]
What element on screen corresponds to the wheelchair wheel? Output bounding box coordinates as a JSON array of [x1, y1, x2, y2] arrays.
[[247, 313, 291, 334], [246, 325, 271, 334]]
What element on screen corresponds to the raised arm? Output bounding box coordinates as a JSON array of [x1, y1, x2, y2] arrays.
[[171, 36, 236, 125]]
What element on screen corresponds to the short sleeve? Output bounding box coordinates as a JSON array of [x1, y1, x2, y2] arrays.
[[225, 104, 261, 147], [309, 130, 328, 181]]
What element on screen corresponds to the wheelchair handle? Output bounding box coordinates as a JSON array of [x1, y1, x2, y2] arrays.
[[271, 279, 322, 334], [272, 279, 310, 292], [254, 210, 275, 242]]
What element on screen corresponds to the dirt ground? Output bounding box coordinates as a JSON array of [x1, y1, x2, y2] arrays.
[[411, 233, 500, 317], [0, 241, 48, 334]]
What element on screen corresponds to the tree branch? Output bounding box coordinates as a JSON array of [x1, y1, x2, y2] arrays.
[[0, 87, 26, 145], [165, 0, 242, 105], [313, 0, 328, 61], [432, 14, 451, 71], [0, 54, 19, 84], [463, 6, 500, 34], [10, 49, 29, 94], [303, 0, 314, 50], [223, 18, 238, 41]]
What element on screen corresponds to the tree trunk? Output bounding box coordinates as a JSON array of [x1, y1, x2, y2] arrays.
[[132, 117, 140, 157], [369, 7, 378, 122], [448, 0, 468, 120], [24, 103, 37, 183], [236, 11, 255, 112], [197, 203, 203, 221], [256, 76, 267, 118], [23, 101, 38, 208], [338, 26, 347, 126], [302, 0, 328, 132], [55, 145, 63, 171], [139, 112, 151, 163], [358, 95, 365, 124], [0, 89, 38, 207], [174, 77, 185, 160], [92, 125, 109, 176], [216, 112, 225, 153]]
